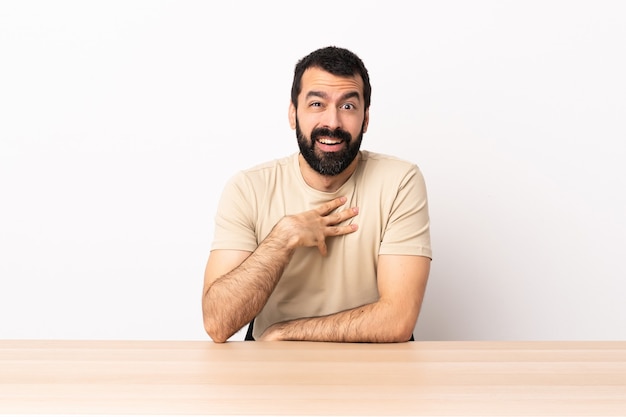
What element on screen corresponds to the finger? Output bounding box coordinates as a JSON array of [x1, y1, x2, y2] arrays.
[[325, 223, 358, 237], [317, 196, 347, 216], [317, 240, 328, 256], [326, 206, 359, 226]]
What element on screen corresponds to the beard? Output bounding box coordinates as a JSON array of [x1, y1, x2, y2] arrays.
[[296, 119, 364, 177]]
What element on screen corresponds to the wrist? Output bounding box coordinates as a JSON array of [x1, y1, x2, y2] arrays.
[[268, 218, 299, 252]]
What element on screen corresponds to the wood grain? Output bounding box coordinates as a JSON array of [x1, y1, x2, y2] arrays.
[[1, 340, 625, 415]]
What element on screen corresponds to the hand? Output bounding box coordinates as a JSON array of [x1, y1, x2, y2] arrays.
[[257, 323, 284, 341], [273, 196, 359, 256]]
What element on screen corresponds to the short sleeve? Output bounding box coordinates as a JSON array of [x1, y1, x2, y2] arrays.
[[378, 165, 432, 259], [210, 172, 259, 252]]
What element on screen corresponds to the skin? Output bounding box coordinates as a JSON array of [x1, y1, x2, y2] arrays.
[[202, 67, 431, 343]]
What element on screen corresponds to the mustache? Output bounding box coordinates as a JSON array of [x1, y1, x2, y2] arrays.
[[310, 127, 352, 143]]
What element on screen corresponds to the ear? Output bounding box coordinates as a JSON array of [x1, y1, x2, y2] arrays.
[[362, 108, 370, 133], [288, 102, 296, 130]]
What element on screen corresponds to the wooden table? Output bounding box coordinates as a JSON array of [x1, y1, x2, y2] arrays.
[[1, 340, 625, 416]]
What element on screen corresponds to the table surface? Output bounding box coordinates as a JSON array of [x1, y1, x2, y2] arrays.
[[1, 340, 625, 416]]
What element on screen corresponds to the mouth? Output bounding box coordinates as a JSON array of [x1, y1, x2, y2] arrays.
[[318, 137, 343, 145], [316, 137, 345, 152]]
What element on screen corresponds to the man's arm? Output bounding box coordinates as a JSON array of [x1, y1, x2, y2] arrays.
[[258, 254, 431, 343], [202, 196, 359, 343], [202, 239, 291, 343]]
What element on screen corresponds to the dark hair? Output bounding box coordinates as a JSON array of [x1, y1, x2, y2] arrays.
[[290, 46, 371, 110]]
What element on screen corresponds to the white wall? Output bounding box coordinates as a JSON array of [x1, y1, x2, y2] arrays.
[[1, 0, 624, 341]]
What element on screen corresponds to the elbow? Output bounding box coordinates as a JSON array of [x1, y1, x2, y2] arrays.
[[202, 304, 231, 343], [396, 326, 415, 343], [376, 301, 418, 342], [382, 325, 413, 343], [390, 316, 418, 343], [370, 319, 414, 343], [210, 333, 229, 344], [203, 319, 230, 343]]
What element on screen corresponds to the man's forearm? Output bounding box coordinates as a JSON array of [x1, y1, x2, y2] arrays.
[[203, 197, 361, 342], [261, 300, 416, 343], [203, 234, 295, 342]]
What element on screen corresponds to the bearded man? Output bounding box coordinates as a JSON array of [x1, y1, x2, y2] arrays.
[[202, 46, 432, 343]]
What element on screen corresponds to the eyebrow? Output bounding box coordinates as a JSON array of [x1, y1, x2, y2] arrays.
[[305, 90, 362, 102]]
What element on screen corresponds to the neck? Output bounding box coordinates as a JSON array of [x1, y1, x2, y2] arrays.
[[298, 152, 360, 193]]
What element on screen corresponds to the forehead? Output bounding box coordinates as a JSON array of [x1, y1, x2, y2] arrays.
[[299, 67, 364, 100]]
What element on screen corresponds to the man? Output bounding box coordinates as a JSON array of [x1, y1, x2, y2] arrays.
[[202, 46, 432, 343]]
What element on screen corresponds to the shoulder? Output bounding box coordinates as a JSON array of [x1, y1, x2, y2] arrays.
[[227, 153, 296, 188], [361, 150, 420, 169], [243, 153, 294, 174], [359, 150, 425, 182]]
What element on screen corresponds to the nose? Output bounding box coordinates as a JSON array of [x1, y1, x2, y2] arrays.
[[320, 106, 341, 130]]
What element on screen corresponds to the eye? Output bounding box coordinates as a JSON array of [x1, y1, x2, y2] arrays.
[[309, 101, 323, 108], [340, 103, 355, 110]]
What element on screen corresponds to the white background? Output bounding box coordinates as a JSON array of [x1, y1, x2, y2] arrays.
[[1, 0, 624, 341]]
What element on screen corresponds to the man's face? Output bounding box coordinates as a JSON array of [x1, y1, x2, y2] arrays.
[[290, 67, 369, 176]]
